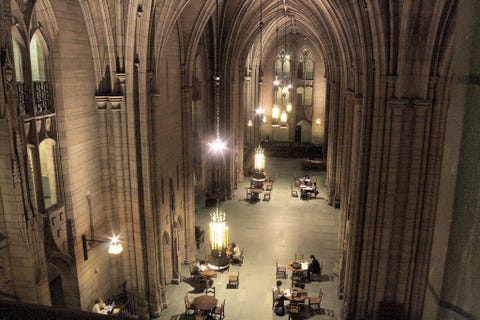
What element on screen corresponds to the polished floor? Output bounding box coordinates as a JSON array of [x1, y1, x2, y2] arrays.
[[155, 157, 341, 319]]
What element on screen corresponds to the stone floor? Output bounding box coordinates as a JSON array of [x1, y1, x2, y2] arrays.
[[154, 157, 341, 320]]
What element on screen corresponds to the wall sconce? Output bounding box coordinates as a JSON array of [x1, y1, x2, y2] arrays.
[[316, 118, 321, 126], [82, 234, 123, 260], [247, 119, 253, 127]]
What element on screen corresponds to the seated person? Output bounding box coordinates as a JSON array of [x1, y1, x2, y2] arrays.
[[230, 243, 242, 263], [227, 242, 235, 259], [312, 182, 319, 196], [92, 297, 108, 314], [272, 280, 287, 316], [307, 255, 321, 281], [190, 263, 200, 277]]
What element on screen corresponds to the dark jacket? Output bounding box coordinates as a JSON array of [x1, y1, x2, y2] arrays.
[[309, 258, 321, 274]]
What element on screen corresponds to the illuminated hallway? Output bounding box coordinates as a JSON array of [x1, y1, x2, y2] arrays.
[[0, 1, 479, 320], [157, 157, 340, 319]]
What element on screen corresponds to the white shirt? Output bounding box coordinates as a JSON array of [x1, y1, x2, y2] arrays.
[[92, 302, 108, 314]]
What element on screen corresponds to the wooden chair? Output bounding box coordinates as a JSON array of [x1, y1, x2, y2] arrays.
[[184, 294, 195, 316], [294, 252, 304, 262], [291, 274, 305, 289], [228, 271, 239, 289], [276, 261, 287, 279], [263, 190, 271, 201], [310, 272, 322, 282], [265, 182, 273, 191], [291, 185, 299, 197], [287, 304, 301, 320], [308, 288, 323, 309], [211, 299, 225, 319], [189, 263, 200, 279], [245, 188, 252, 200], [205, 286, 216, 296], [266, 174, 275, 183], [272, 291, 276, 309]]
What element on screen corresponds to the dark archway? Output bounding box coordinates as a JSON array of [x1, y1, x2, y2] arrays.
[[294, 125, 301, 143], [47, 263, 64, 308]]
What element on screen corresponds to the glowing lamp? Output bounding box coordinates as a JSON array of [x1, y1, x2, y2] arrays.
[[209, 138, 227, 153], [209, 203, 228, 251], [272, 105, 280, 119], [280, 110, 288, 123], [286, 102, 292, 112], [254, 146, 265, 171]]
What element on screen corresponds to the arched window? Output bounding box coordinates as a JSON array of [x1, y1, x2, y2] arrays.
[[284, 58, 290, 75], [30, 33, 47, 81], [274, 58, 282, 76], [297, 61, 304, 79], [297, 87, 304, 105], [305, 59, 314, 80], [30, 32, 50, 113], [12, 37, 23, 82], [12, 37, 27, 114], [39, 139, 58, 208], [305, 86, 313, 105]]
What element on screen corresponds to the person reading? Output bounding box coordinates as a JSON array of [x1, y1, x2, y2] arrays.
[[228, 242, 242, 263], [308, 255, 321, 281], [91, 297, 108, 314], [272, 280, 287, 316]]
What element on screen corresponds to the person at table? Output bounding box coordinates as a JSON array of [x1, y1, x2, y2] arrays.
[[312, 182, 319, 196], [228, 242, 242, 263], [92, 297, 108, 314], [272, 280, 287, 316], [308, 255, 321, 281], [227, 242, 235, 258]]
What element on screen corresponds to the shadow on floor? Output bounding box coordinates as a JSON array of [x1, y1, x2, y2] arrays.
[[182, 277, 206, 294]]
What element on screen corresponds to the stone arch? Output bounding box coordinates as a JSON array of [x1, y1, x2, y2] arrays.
[[47, 252, 78, 309]]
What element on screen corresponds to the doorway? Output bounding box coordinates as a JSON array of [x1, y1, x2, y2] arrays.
[[48, 264, 64, 307], [295, 125, 301, 143]]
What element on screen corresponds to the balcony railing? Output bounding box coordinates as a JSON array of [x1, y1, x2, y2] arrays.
[[33, 81, 50, 113], [16, 82, 27, 115]]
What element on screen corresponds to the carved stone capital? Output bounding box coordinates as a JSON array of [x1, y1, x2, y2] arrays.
[[95, 96, 108, 110]]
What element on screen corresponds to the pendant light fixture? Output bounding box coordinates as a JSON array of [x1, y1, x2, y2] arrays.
[[209, 0, 227, 153]]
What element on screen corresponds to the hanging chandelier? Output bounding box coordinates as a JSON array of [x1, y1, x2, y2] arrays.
[[209, 0, 227, 153], [272, 7, 292, 129], [254, 145, 265, 172], [207, 200, 230, 270]]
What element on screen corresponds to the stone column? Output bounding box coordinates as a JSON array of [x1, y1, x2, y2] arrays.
[[180, 85, 196, 262], [400, 99, 431, 318], [326, 81, 338, 205], [336, 90, 353, 259]]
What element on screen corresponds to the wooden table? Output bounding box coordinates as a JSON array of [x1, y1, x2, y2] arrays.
[[286, 287, 308, 304], [287, 261, 309, 271], [192, 295, 218, 311], [199, 269, 217, 278], [250, 188, 263, 200]]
